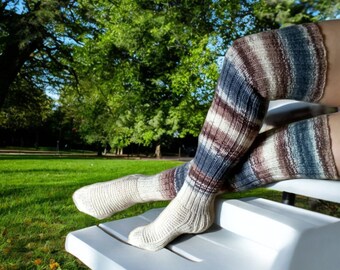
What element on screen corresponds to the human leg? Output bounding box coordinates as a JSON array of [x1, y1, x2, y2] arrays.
[[329, 113, 340, 173], [129, 20, 340, 251], [72, 162, 190, 219], [73, 109, 340, 219], [230, 113, 339, 191]]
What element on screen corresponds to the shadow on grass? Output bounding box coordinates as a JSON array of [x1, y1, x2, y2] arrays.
[[0, 185, 79, 215], [1, 168, 81, 175], [0, 154, 103, 160]]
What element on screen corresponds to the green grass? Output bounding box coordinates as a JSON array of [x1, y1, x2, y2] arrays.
[[1, 155, 338, 269], [0, 155, 184, 269]]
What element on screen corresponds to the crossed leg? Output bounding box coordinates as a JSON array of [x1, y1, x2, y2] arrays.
[[73, 20, 340, 251], [127, 20, 340, 251]]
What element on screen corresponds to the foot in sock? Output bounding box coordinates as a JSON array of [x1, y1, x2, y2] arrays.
[[72, 162, 191, 219], [128, 182, 216, 251], [73, 174, 165, 219]]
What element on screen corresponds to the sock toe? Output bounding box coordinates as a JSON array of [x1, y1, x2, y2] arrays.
[[72, 185, 110, 219]]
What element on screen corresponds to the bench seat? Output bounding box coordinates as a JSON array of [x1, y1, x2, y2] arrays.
[[66, 101, 340, 269], [66, 191, 340, 270]]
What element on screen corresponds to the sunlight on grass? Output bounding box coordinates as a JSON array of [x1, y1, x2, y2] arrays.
[[0, 156, 182, 269], [0, 155, 296, 269]]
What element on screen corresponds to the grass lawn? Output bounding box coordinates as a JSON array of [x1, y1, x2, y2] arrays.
[[1, 155, 337, 269], [0, 155, 184, 269]]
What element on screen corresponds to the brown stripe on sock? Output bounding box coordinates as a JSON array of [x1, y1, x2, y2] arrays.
[[188, 164, 222, 193], [249, 131, 288, 184], [249, 135, 270, 183], [206, 96, 262, 130], [211, 93, 250, 120], [316, 115, 339, 178], [228, 30, 293, 100], [261, 31, 292, 99], [229, 36, 268, 95], [160, 168, 177, 199], [201, 121, 259, 155], [210, 91, 235, 114], [277, 127, 297, 177], [252, 127, 297, 182], [304, 23, 327, 102]]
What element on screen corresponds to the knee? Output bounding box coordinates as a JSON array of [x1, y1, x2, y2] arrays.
[[223, 32, 273, 99]]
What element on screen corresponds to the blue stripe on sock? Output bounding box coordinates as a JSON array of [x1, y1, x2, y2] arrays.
[[191, 57, 267, 188], [288, 119, 322, 177], [174, 162, 190, 192], [232, 159, 261, 191], [278, 25, 313, 101], [218, 58, 264, 116], [194, 144, 233, 181]]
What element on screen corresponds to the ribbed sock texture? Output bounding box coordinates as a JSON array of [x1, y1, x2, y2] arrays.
[[158, 115, 339, 194], [72, 175, 166, 219], [128, 23, 328, 250], [72, 162, 191, 219], [129, 182, 216, 251], [230, 115, 339, 191], [159, 161, 192, 198]]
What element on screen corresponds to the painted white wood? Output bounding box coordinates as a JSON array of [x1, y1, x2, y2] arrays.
[[66, 198, 340, 270], [267, 179, 340, 204]]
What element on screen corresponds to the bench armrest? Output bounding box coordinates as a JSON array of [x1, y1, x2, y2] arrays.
[[267, 179, 340, 204], [261, 100, 338, 132]]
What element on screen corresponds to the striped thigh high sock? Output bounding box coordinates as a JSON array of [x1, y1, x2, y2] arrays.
[[73, 112, 338, 220], [128, 23, 329, 251], [230, 114, 339, 191], [165, 114, 339, 194]]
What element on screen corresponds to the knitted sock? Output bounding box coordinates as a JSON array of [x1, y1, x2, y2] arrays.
[[72, 162, 191, 219], [229, 114, 339, 191], [129, 23, 327, 251], [73, 113, 338, 220]]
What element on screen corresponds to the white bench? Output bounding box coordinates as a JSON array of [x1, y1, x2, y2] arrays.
[[66, 101, 340, 270]]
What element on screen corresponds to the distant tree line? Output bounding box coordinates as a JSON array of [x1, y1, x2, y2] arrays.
[[1, 0, 339, 156]]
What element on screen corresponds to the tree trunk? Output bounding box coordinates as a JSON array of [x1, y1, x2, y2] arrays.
[[97, 143, 103, 156], [115, 148, 123, 155], [155, 144, 161, 159], [0, 36, 43, 108]]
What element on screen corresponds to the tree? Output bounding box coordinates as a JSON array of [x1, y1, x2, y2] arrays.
[[0, 0, 98, 109], [62, 0, 241, 155], [61, 0, 339, 156], [0, 79, 53, 130], [253, 0, 340, 29], [0, 77, 54, 147]]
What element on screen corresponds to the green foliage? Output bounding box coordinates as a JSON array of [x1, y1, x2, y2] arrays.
[[0, 0, 98, 108], [254, 0, 340, 28], [63, 0, 339, 151], [0, 79, 53, 130], [2, 0, 339, 150], [62, 0, 236, 149]]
